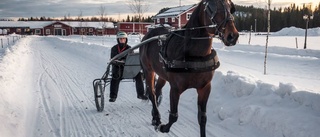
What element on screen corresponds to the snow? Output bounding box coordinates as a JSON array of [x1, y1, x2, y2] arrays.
[[0, 27, 320, 137], [0, 21, 115, 29], [272, 27, 320, 36]]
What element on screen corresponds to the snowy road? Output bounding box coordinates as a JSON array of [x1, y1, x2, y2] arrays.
[[22, 36, 165, 137], [1, 35, 319, 137]]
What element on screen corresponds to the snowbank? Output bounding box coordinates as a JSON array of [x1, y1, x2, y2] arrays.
[[272, 26, 320, 36], [210, 71, 320, 137]]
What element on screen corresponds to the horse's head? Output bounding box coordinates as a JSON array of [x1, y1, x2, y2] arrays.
[[201, 0, 239, 46]]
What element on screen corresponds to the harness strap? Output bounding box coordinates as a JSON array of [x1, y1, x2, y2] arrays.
[[160, 49, 220, 73]]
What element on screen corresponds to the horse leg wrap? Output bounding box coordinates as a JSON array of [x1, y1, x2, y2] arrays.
[[169, 113, 178, 123], [198, 111, 207, 126]]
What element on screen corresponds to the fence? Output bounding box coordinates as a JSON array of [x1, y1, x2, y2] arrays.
[[0, 35, 25, 49]]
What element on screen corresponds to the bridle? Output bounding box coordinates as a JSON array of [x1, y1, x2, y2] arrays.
[[170, 0, 235, 40], [203, 0, 235, 39]]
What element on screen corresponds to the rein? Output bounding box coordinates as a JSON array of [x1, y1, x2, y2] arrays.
[[157, 0, 235, 73], [170, 30, 218, 40]]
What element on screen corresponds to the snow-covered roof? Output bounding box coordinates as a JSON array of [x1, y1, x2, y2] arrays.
[[61, 21, 115, 28], [0, 21, 115, 29], [154, 4, 197, 19], [0, 21, 53, 29]]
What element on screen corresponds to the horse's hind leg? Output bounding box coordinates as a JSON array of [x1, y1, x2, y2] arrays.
[[145, 71, 162, 126], [158, 86, 180, 133], [155, 77, 166, 105], [197, 84, 211, 137]]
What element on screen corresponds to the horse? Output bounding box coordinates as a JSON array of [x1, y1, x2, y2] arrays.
[[139, 0, 239, 136]]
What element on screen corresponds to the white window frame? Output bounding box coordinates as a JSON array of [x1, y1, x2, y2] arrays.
[[187, 13, 192, 20], [172, 17, 175, 22], [35, 29, 41, 34], [165, 18, 168, 22], [46, 29, 50, 35], [157, 18, 160, 23]]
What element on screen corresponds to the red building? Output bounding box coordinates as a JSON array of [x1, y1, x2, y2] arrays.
[[117, 22, 153, 34], [152, 4, 197, 29], [0, 21, 153, 35], [41, 21, 73, 36]]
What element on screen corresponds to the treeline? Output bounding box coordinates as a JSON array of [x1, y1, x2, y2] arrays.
[[17, 15, 153, 22], [0, 19, 14, 21], [235, 3, 320, 32], [16, 3, 320, 32]]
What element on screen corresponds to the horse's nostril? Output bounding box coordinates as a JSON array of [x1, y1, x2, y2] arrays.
[[227, 33, 234, 42]]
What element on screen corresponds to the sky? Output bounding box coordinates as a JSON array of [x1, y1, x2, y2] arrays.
[[0, 0, 319, 20], [0, 27, 319, 137]]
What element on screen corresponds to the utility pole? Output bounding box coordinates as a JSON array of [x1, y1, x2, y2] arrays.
[[303, 14, 314, 49], [264, 0, 271, 75], [178, 0, 181, 29], [255, 19, 257, 32]]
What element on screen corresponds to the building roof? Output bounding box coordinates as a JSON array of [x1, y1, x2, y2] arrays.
[[62, 21, 115, 28], [153, 4, 197, 19], [0, 21, 115, 29], [0, 21, 53, 29]]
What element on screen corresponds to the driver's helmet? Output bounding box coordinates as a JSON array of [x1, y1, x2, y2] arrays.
[[116, 31, 128, 39]]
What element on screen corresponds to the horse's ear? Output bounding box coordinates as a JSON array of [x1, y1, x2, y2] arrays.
[[230, 1, 236, 14]]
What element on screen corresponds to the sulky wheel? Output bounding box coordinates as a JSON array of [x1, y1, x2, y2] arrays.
[[94, 80, 105, 112]]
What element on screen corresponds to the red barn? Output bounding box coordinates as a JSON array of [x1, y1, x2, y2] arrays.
[[42, 21, 72, 36], [117, 22, 153, 34], [152, 4, 197, 29]]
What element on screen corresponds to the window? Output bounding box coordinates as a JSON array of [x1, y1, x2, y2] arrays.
[[157, 18, 160, 23], [89, 28, 93, 32], [187, 13, 192, 20], [165, 18, 168, 22], [16, 28, 21, 33], [46, 29, 50, 34], [35, 29, 41, 34], [172, 17, 175, 22]]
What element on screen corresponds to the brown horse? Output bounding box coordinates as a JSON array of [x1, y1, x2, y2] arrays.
[[139, 0, 239, 136]]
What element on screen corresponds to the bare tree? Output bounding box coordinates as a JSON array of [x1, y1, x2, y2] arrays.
[[78, 10, 84, 41], [98, 5, 107, 36], [127, 0, 149, 35]]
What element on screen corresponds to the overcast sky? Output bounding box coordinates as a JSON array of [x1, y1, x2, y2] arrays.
[[0, 0, 319, 20]]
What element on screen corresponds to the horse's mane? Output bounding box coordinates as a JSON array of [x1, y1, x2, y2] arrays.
[[142, 2, 210, 60], [142, 27, 170, 41], [183, 2, 206, 37]]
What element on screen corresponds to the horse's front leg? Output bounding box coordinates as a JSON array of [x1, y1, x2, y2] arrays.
[[145, 72, 161, 126], [158, 86, 180, 133], [197, 83, 211, 137]]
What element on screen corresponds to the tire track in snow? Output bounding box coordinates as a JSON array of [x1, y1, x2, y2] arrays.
[[31, 37, 108, 136], [28, 36, 204, 137]]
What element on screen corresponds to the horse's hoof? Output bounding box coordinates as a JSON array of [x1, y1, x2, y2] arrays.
[[154, 125, 160, 131], [151, 119, 161, 126], [156, 124, 169, 133], [155, 124, 164, 132]]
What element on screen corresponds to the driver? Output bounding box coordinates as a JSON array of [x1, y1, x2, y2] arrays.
[[109, 31, 148, 102]]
